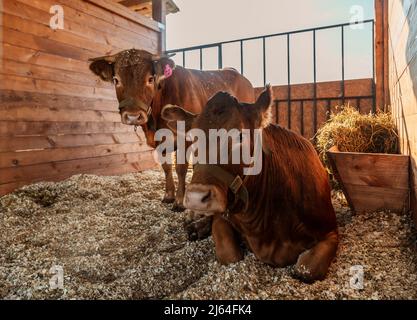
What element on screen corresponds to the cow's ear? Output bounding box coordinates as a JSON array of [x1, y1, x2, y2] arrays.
[[254, 84, 273, 128], [153, 57, 176, 84], [89, 58, 115, 82], [161, 104, 196, 133]]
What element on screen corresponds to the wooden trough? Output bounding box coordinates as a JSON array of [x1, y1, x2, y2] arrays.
[[327, 148, 410, 213]]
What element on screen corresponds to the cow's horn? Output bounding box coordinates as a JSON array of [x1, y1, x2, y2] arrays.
[[88, 54, 117, 63], [151, 53, 176, 61]]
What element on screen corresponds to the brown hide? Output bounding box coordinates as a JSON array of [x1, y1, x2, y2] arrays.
[[146, 66, 255, 147], [229, 124, 337, 265]]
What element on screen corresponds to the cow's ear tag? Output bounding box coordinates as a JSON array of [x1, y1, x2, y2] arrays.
[[164, 64, 173, 78]]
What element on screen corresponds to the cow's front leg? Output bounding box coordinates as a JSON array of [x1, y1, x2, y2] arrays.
[[161, 162, 175, 203], [172, 161, 187, 211], [294, 230, 338, 283], [212, 215, 243, 264]]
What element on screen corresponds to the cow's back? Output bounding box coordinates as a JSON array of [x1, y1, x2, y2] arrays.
[[240, 124, 336, 237], [157, 66, 255, 115]]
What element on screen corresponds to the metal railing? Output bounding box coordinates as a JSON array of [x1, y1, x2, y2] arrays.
[[166, 20, 376, 132]]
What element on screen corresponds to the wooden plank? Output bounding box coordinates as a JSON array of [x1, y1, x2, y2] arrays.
[[375, 0, 386, 110], [13, 0, 160, 42], [1, 59, 111, 89], [1, 0, 153, 54], [0, 151, 157, 195], [0, 105, 119, 123], [342, 183, 409, 213], [389, 1, 417, 85], [86, 0, 161, 32], [1, 44, 91, 75], [0, 90, 116, 112], [4, 0, 158, 56], [0, 121, 133, 136], [0, 142, 151, 168], [261, 79, 373, 102], [0, 132, 142, 152], [152, 0, 166, 52], [0, 74, 116, 100], [0, 1, 116, 53], [1, 15, 104, 61], [289, 101, 301, 134], [327, 150, 410, 213], [302, 100, 314, 139], [0, 151, 152, 184], [328, 151, 409, 189]]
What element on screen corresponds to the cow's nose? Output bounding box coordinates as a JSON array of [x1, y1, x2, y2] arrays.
[[184, 184, 226, 214]]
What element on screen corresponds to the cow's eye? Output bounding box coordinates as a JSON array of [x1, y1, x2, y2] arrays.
[[112, 76, 120, 86]]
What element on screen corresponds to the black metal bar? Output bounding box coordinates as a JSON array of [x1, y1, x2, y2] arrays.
[[313, 30, 317, 135], [240, 40, 244, 75], [182, 50, 185, 68], [218, 44, 223, 69], [263, 37, 266, 86], [341, 26, 345, 106], [199, 48, 203, 70], [372, 20, 376, 113], [357, 98, 361, 112], [165, 20, 374, 54], [287, 33, 291, 130], [300, 101, 304, 136]]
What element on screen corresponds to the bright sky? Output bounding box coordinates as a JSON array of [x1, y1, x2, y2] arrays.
[[166, 0, 375, 87]]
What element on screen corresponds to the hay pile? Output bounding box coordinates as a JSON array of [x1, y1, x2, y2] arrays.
[[1, 169, 417, 300], [315, 106, 399, 166]]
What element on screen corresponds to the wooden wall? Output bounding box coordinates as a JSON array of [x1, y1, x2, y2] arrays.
[[0, 0, 161, 195], [388, 0, 417, 223], [255, 78, 374, 139]]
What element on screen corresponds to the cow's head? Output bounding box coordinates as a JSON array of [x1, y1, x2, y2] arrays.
[[161, 86, 272, 215], [89, 49, 176, 126]]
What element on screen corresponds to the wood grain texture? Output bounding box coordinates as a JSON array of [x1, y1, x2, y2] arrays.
[[388, 0, 417, 223], [0, 0, 160, 194], [327, 150, 409, 213]]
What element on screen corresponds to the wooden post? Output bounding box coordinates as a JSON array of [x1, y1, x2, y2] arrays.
[[374, 0, 389, 111], [152, 0, 167, 53]]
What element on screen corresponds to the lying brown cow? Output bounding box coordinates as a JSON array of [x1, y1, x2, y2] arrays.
[[89, 49, 254, 211], [161, 86, 338, 282]]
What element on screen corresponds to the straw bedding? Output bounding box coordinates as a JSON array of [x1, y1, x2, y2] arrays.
[[0, 169, 416, 300]]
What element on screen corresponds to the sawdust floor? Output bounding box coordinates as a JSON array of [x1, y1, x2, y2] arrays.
[[1, 169, 416, 299]]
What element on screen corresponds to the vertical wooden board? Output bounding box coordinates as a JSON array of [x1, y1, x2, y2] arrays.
[[277, 101, 288, 129], [271, 86, 288, 101], [303, 101, 314, 139], [316, 100, 328, 131], [359, 98, 373, 114], [270, 101, 278, 125], [290, 101, 301, 135]]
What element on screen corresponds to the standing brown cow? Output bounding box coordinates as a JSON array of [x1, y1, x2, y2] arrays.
[[161, 86, 338, 282], [89, 49, 254, 211]]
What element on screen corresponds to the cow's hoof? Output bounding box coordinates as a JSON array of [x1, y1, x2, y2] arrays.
[[184, 216, 212, 241], [292, 265, 316, 284], [162, 195, 175, 204], [172, 202, 186, 212]]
